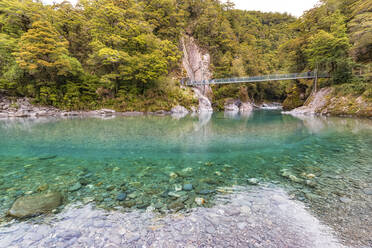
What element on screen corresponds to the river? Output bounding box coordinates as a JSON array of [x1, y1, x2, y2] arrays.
[[0, 111, 371, 247]]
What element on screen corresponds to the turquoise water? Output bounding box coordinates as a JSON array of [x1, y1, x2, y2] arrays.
[[0, 111, 371, 224]]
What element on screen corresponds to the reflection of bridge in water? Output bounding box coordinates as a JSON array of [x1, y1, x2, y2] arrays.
[[183, 71, 329, 86]]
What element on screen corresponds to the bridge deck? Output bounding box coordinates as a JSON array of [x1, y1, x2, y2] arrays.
[[185, 72, 329, 86]]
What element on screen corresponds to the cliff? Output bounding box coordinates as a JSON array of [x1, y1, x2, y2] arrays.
[[181, 35, 213, 112], [285, 87, 372, 118]]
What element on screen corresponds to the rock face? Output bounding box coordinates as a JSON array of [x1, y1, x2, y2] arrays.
[[284, 87, 372, 117], [193, 88, 213, 113], [239, 102, 253, 113], [224, 101, 253, 116], [224, 103, 239, 113], [283, 88, 332, 116], [182, 35, 213, 113], [8, 192, 63, 218], [0, 97, 60, 118], [170, 105, 189, 115]]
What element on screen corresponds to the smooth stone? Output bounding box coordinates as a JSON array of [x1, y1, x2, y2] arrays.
[[136, 202, 150, 209], [168, 201, 185, 211], [37, 184, 49, 192], [247, 178, 259, 185], [183, 184, 193, 191], [117, 193, 127, 201], [363, 188, 372, 195], [69, 182, 82, 192], [174, 184, 182, 192], [106, 185, 115, 191], [306, 173, 316, 179], [237, 222, 247, 230], [123, 200, 136, 208], [289, 175, 302, 183], [195, 197, 205, 206], [339, 197, 352, 203], [169, 172, 178, 179], [128, 192, 138, 199], [79, 178, 90, 186], [306, 180, 317, 187], [56, 230, 81, 240], [206, 225, 216, 234], [8, 192, 63, 218], [198, 189, 215, 195], [82, 197, 95, 204], [168, 191, 182, 198]]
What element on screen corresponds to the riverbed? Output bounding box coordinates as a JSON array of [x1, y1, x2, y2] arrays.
[[0, 111, 371, 247]]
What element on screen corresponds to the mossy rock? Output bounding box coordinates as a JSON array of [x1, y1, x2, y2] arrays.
[[282, 93, 304, 110]]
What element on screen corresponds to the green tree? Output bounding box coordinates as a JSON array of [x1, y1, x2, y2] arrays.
[[15, 20, 82, 102]]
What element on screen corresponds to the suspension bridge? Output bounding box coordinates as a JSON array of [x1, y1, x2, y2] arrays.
[[182, 71, 329, 86]]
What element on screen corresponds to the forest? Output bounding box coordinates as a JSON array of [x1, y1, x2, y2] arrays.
[[0, 0, 371, 111]]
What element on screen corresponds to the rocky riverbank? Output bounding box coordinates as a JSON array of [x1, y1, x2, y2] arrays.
[[0, 96, 194, 118], [0, 186, 346, 248], [284, 87, 372, 118]]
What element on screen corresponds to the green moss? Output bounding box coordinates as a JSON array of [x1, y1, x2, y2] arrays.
[[282, 85, 304, 110]]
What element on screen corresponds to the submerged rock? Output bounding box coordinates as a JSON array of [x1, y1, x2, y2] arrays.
[[168, 200, 185, 211], [8, 192, 63, 218], [174, 184, 182, 192], [69, 182, 82, 192], [198, 189, 215, 195], [117, 193, 127, 201], [195, 197, 206, 206], [183, 184, 193, 191], [247, 178, 259, 185], [37, 184, 49, 192]]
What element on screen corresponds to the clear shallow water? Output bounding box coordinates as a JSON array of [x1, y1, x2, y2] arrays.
[[0, 111, 371, 245]]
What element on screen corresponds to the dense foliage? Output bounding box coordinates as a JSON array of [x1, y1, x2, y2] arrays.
[[0, 0, 370, 110]]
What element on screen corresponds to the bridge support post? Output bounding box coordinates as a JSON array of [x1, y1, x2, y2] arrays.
[[313, 69, 318, 93]]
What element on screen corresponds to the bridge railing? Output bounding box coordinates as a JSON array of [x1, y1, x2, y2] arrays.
[[185, 72, 329, 86]]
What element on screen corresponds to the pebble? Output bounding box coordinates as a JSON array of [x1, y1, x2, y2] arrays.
[[306, 180, 316, 187], [168, 192, 181, 198], [83, 197, 95, 204], [128, 193, 138, 199], [248, 178, 259, 185], [195, 197, 205, 205], [168, 201, 185, 211], [117, 193, 127, 201], [362, 188, 372, 195], [206, 225, 216, 234], [237, 222, 247, 230], [175, 184, 182, 192], [169, 172, 178, 179], [306, 174, 316, 179], [56, 230, 81, 240], [37, 184, 49, 192], [198, 189, 215, 195], [183, 184, 193, 191], [289, 175, 302, 183], [106, 185, 115, 191], [339, 197, 352, 203], [69, 182, 82, 192]]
